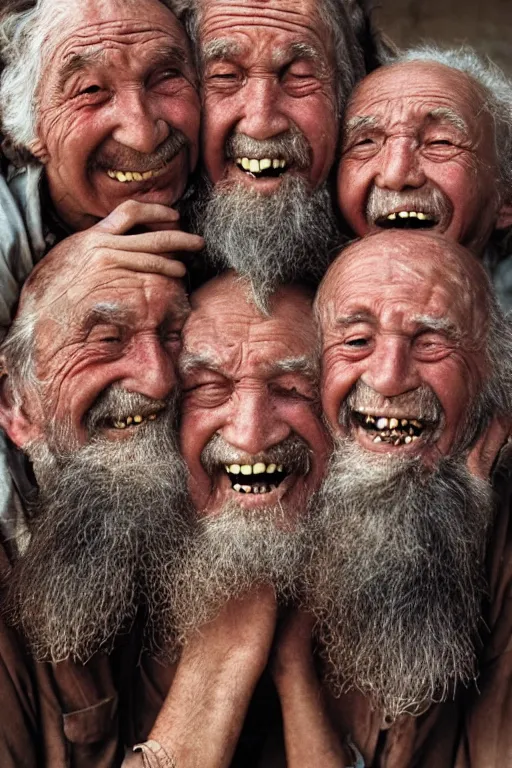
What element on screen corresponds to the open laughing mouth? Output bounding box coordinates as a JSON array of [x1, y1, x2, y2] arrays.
[[100, 410, 162, 430], [105, 164, 172, 184], [351, 410, 438, 446], [234, 156, 289, 179], [374, 210, 439, 230], [224, 461, 289, 494]]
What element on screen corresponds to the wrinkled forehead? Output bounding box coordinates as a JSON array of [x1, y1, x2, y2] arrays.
[[183, 281, 317, 364], [198, 0, 332, 52], [41, 0, 186, 59], [346, 60, 486, 124], [318, 235, 490, 336]]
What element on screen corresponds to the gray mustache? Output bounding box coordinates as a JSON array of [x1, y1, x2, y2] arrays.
[[201, 433, 311, 476], [366, 184, 452, 222], [93, 128, 188, 172]]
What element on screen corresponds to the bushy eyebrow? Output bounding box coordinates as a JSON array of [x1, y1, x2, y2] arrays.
[[334, 311, 376, 329], [265, 355, 319, 381], [58, 43, 189, 92], [412, 314, 461, 339], [344, 115, 378, 135], [201, 38, 242, 64], [425, 107, 468, 135], [81, 303, 134, 332], [58, 49, 107, 91], [179, 349, 219, 375]]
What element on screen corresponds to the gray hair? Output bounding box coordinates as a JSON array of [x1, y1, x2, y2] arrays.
[[0, 300, 38, 406], [394, 45, 512, 200], [0, 0, 186, 153], [176, 0, 384, 115]]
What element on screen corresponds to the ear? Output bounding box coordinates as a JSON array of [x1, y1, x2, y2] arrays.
[[27, 138, 49, 165], [0, 371, 42, 449], [496, 201, 512, 230]]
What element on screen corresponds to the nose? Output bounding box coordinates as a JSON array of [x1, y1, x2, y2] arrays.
[[362, 337, 420, 398], [375, 136, 426, 191], [219, 386, 291, 456], [111, 89, 170, 155], [235, 77, 290, 140], [121, 336, 177, 401]]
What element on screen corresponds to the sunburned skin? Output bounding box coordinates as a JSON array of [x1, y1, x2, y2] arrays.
[[337, 61, 512, 255], [317, 230, 491, 463], [179, 271, 330, 522], [3, 242, 190, 450], [31, 0, 200, 230], [200, 0, 338, 194]]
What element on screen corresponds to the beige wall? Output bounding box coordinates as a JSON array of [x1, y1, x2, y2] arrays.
[[374, 0, 512, 76]]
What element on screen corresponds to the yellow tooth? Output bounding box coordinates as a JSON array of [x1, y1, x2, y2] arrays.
[[387, 213, 396, 220], [411, 419, 422, 428], [398, 211, 408, 218], [240, 465, 253, 475], [277, 464, 283, 472], [107, 170, 116, 179], [116, 172, 127, 182], [142, 170, 153, 180], [401, 419, 408, 426], [241, 158, 250, 170], [229, 464, 241, 474], [242, 485, 251, 493], [132, 172, 143, 181], [405, 436, 412, 444], [114, 421, 126, 429], [417, 212, 426, 221], [389, 418, 399, 429], [126, 416, 133, 425], [124, 172, 134, 182], [409, 211, 418, 217], [253, 462, 266, 474], [279, 159, 286, 168], [249, 159, 260, 173], [133, 415, 143, 423], [266, 463, 276, 473], [260, 158, 272, 170]]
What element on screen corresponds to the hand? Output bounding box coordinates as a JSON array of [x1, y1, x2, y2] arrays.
[[148, 587, 277, 768], [273, 610, 352, 768], [23, 200, 204, 309]]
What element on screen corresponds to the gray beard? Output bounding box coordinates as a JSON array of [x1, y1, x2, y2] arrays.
[[303, 438, 494, 720], [194, 175, 339, 312], [169, 498, 309, 646], [6, 397, 194, 663]]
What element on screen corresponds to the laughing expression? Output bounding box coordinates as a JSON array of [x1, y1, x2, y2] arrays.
[[32, 0, 200, 231], [337, 61, 505, 255], [318, 231, 490, 462], [199, 0, 338, 194], [179, 273, 330, 521]]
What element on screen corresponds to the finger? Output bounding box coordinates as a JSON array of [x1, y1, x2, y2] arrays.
[[108, 230, 204, 254], [93, 200, 181, 235], [95, 251, 188, 278]]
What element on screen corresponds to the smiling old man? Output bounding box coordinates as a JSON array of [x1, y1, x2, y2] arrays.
[[296, 231, 512, 767]]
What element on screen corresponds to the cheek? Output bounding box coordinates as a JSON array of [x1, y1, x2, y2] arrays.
[[321, 357, 361, 431], [337, 160, 372, 231]]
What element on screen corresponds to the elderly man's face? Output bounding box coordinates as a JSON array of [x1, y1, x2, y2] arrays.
[[337, 62, 507, 255], [32, 0, 200, 230], [319, 232, 489, 461], [179, 275, 330, 524], [200, 0, 338, 193], [24, 270, 189, 450]]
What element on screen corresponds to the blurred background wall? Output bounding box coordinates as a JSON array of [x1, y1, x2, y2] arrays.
[[374, 0, 512, 76]]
